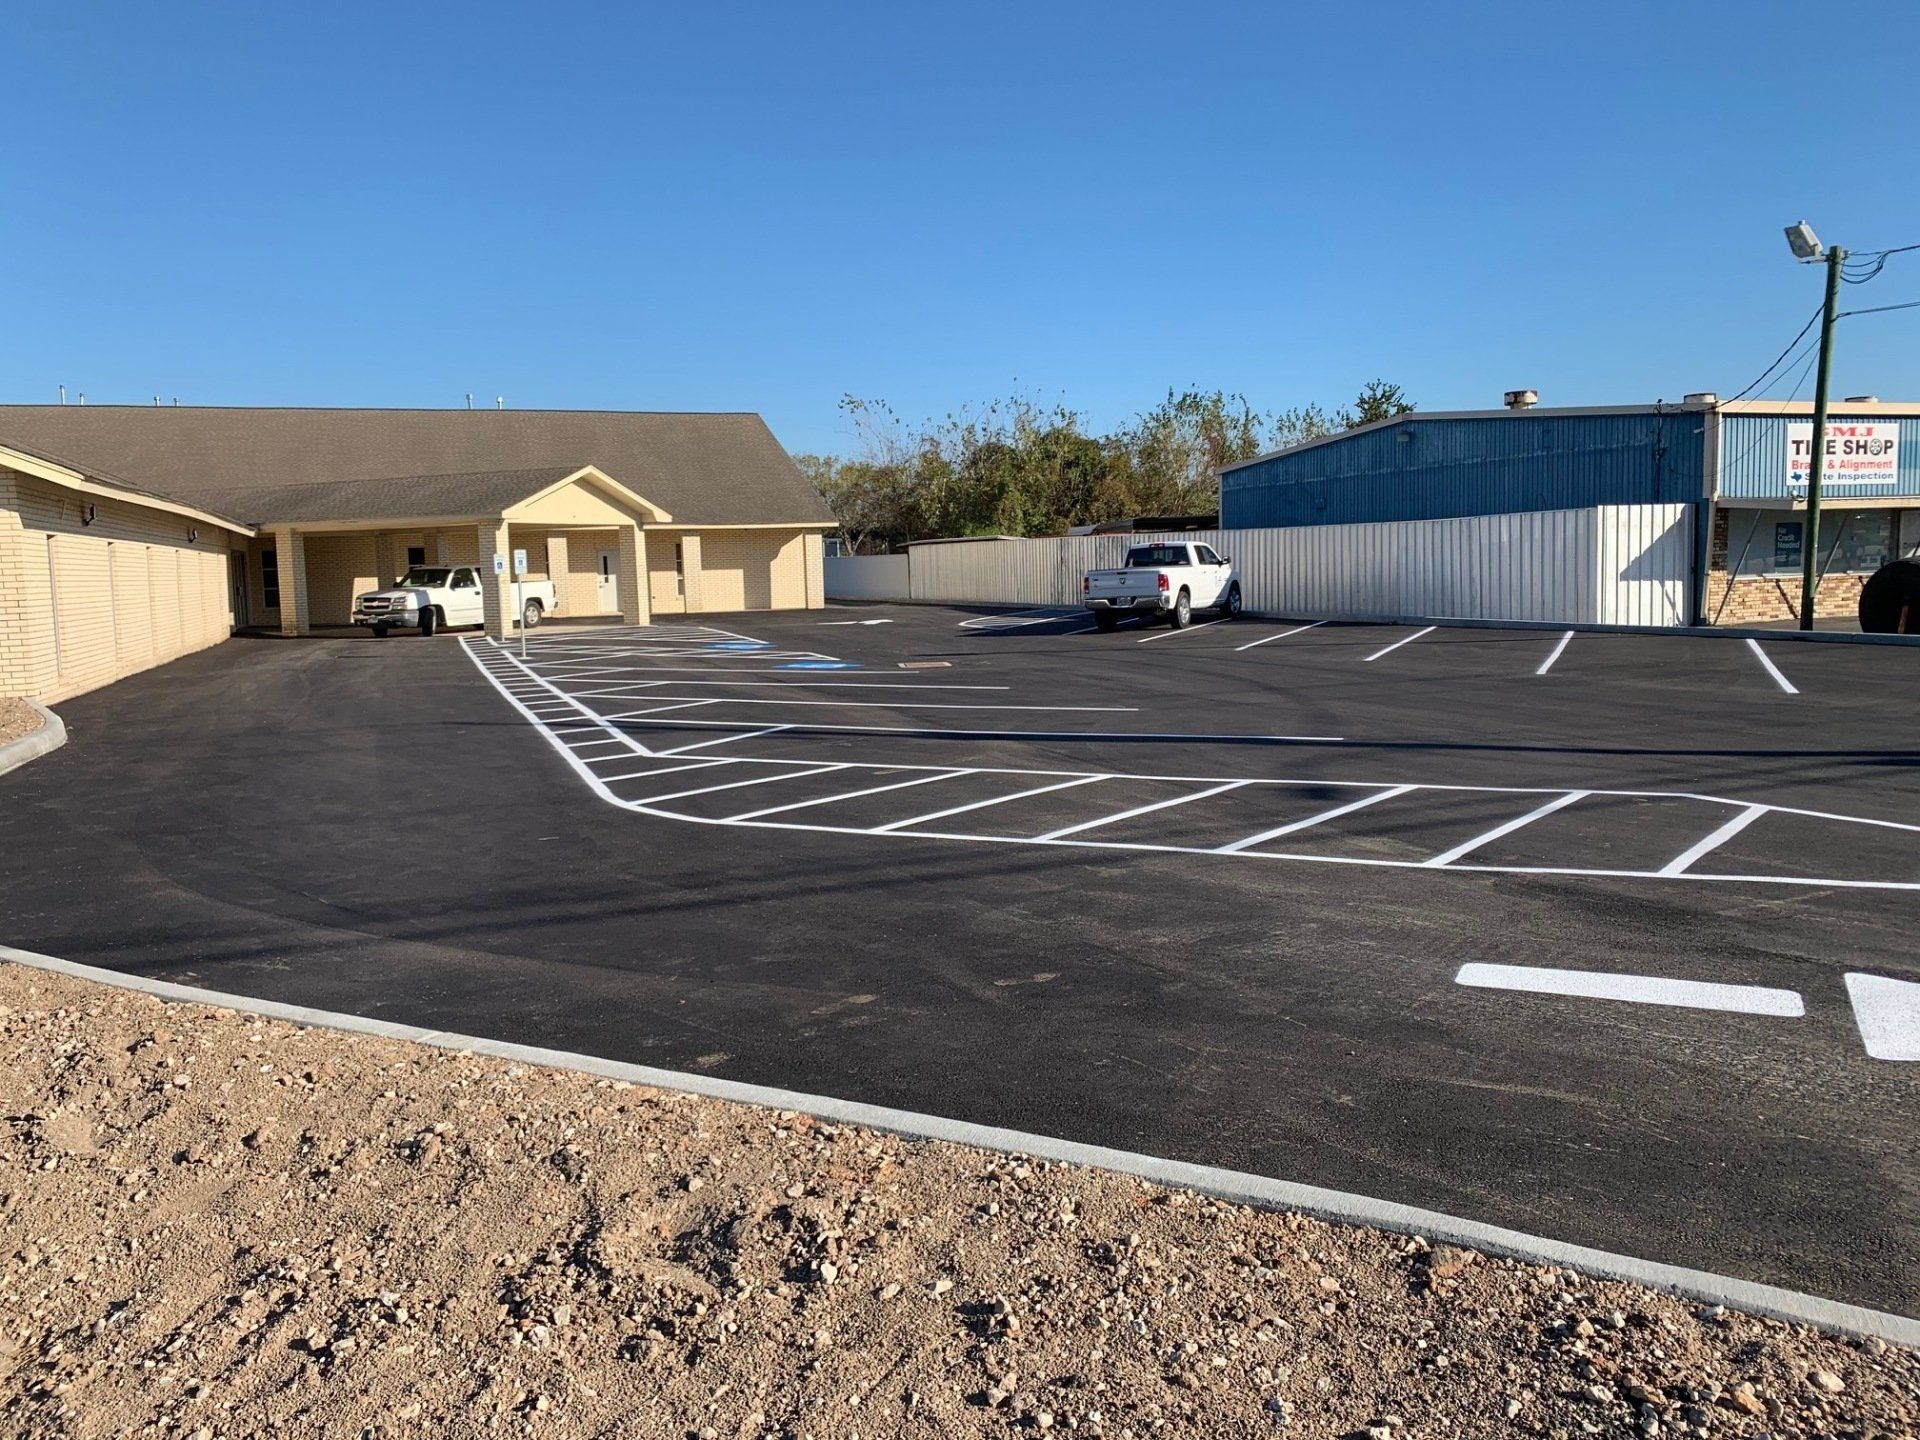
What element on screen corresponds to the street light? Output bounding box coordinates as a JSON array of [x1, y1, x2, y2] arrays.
[[1783, 222, 1846, 630]]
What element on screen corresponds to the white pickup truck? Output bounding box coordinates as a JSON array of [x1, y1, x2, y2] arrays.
[[1082, 541, 1241, 631], [352, 565, 557, 637]]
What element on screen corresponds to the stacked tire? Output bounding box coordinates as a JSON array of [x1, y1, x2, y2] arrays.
[[1858, 559, 1920, 634]]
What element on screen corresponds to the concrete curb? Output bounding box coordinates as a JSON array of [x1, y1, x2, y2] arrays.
[[2, 940, 1914, 1348], [0, 702, 66, 777]]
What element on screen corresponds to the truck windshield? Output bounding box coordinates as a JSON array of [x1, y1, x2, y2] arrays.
[[1124, 545, 1188, 568], [399, 567, 451, 587]]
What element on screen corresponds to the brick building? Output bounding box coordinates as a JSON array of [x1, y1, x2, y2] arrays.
[[0, 406, 834, 703]]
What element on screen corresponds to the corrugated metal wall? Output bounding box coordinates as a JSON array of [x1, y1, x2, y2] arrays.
[[1718, 411, 1920, 501], [1222, 410, 1707, 530], [831, 505, 1693, 625], [823, 552, 910, 599]]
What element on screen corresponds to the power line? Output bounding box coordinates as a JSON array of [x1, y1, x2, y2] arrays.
[[1845, 241, 1920, 261], [1721, 302, 1823, 404], [1836, 298, 1920, 319]]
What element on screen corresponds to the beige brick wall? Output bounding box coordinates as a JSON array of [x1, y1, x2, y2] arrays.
[[0, 468, 237, 703], [301, 533, 381, 626], [647, 533, 687, 615], [690, 528, 814, 612]]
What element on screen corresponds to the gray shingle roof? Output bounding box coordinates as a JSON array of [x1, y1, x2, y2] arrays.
[[0, 407, 833, 528], [185, 467, 586, 525]]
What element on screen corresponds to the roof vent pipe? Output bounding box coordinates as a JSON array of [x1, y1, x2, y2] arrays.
[[1843, 395, 1880, 403], [496, 396, 504, 410], [77, 393, 85, 406], [466, 393, 473, 410], [1504, 389, 1538, 410], [58, 385, 65, 405]]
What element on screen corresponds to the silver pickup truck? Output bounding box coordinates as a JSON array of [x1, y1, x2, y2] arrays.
[[1082, 542, 1241, 631]]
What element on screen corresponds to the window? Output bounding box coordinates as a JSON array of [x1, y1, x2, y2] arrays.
[[1194, 544, 1222, 566], [674, 541, 685, 596], [451, 568, 477, 590], [1125, 545, 1191, 568], [406, 545, 426, 567], [260, 548, 280, 608]]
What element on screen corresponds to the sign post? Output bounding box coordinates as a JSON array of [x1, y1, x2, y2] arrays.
[[512, 548, 529, 658]]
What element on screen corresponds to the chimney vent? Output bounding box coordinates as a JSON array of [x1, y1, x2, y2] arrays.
[[1503, 389, 1538, 410], [1684, 392, 1718, 406]]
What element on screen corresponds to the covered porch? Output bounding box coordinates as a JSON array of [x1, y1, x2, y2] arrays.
[[237, 465, 668, 640]]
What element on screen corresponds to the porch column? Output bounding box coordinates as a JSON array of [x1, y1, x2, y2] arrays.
[[373, 533, 399, 589], [679, 532, 705, 613], [478, 520, 513, 640], [618, 523, 649, 626], [434, 531, 453, 566], [274, 529, 310, 637]]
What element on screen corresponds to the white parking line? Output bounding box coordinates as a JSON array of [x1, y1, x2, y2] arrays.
[[1536, 631, 1574, 676], [631, 764, 850, 807], [597, 695, 1138, 713], [1137, 618, 1225, 644], [1843, 973, 1920, 1061], [597, 759, 735, 784], [1423, 791, 1590, 867], [1456, 962, 1804, 1017], [958, 608, 1080, 630], [599, 700, 721, 720], [1214, 785, 1416, 853], [1361, 626, 1436, 662], [1745, 639, 1799, 694], [728, 768, 971, 822], [653, 725, 794, 757], [1658, 804, 1767, 876], [1033, 780, 1252, 841], [871, 774, 1111, 833], [1236, 620, 1325, 652]]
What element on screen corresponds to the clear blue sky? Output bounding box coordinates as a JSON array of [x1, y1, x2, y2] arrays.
[[5, 2, 1919, 456]]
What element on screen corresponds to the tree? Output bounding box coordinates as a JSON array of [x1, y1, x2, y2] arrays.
[[1119, 389, 1271, 517], [1340, 379, 1416, 430]]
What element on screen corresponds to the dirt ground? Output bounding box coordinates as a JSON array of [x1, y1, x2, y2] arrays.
[[0, 697, 43, 747], [0, 963, 1912, 1440]]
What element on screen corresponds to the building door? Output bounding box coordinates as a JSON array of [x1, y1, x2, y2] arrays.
[[229, 551, 249, 629], [596, 548, 619, 612]]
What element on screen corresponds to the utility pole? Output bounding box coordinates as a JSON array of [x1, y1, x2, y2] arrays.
[[1798, 242, 1845, 630]]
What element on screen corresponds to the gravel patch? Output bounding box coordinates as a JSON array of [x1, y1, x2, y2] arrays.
[[0, 698, 43, 747], [0, 962, 1913, 1439]]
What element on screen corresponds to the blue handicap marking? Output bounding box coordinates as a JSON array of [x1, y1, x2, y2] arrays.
[[706, 641, 771, 651], [779, 660, 859, 670]]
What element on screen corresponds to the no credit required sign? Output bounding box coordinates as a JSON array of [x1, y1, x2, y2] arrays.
[[1788, 420, 1899, 492]]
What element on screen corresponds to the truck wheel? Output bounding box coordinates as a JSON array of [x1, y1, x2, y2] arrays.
[[418, 607, 438, 638], [1170, 589, 1192, 628], [1093, 611, 1118, 632], [372, 624, 388, 638], [522, 598, 544, 629], [1223, 582, 1242, 617]]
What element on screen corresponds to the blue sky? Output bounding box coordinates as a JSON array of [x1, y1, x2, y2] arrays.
[[4, 2, 1919, 456]]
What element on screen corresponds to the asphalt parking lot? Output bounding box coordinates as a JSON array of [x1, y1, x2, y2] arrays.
[[2, 603, 1915, 1316]]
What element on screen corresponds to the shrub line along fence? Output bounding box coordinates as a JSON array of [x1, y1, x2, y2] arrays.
[[824, 504, 1695, 628]]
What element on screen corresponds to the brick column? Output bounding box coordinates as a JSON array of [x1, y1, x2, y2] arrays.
[[274, 530, 309, 636], [545, 534, 568, 617], [478, 520, 513, 640], [373, 533, 398, 589], [679, 532, 705, 613], [617, 523, 649, 626]]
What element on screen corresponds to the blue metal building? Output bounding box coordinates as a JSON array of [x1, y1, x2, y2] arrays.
[[1218, 396, 1920, 624]]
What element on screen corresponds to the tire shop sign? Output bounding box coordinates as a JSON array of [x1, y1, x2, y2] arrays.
[[1787, 421, 1899, 492]]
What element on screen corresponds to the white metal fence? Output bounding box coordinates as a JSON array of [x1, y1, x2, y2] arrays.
[[824, 504, 1695, 626]]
